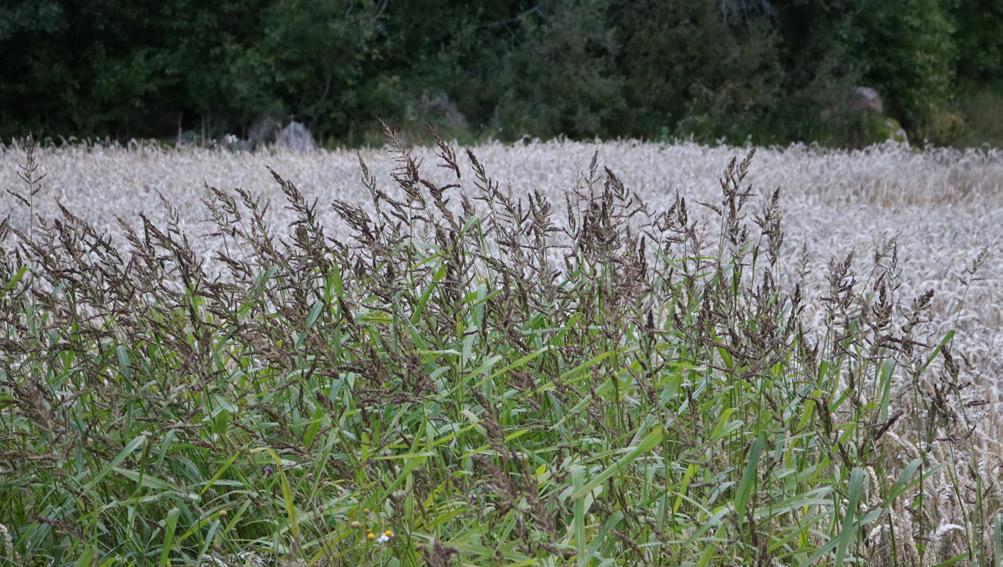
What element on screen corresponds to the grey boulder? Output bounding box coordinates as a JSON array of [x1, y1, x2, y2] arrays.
[[276, 121, 317, 152]]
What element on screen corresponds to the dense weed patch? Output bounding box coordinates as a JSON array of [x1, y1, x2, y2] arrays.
[[0, 130, 995, 565]]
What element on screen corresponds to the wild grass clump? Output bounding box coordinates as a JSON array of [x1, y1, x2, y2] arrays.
[[0, 129, 995, 565]]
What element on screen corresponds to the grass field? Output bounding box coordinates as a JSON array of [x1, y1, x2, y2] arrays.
[[1, 135, 1001, 565]]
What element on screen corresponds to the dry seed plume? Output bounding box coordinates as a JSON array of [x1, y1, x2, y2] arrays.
[[0, 134, 1001, 565]]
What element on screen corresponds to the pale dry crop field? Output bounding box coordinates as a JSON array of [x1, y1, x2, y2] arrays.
[[2, 140, 1000, 376]]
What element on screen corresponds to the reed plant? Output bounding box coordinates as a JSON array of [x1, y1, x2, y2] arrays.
[[0, 127, 996, 565]]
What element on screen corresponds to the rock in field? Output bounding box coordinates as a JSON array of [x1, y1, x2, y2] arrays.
[[276, 121, 316, 152]]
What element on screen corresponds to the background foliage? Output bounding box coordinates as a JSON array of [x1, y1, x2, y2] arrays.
[[0, 0, 1000, 146]]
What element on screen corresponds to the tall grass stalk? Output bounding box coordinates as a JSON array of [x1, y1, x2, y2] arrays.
[[0, 129, 992, 565]]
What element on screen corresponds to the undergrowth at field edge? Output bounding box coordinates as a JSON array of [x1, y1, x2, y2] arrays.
[[0, 130, 993, 566]]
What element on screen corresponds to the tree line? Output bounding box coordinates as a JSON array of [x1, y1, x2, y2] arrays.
[[1, 0, 1000, 147]]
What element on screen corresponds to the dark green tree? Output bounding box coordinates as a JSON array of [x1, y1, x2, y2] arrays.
[[953, 0, 1003, 80], [613, 0, 785, 142], [492, 0, 626, 140], [853, 0, 958, 133]]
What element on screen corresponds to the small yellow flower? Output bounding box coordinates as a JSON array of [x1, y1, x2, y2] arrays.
[[363, 508, 371, 513], [384, 529, 394, 538], [366, 532, 376, 541], [350, 520, 361, 528], [218, 509, 228, 517]]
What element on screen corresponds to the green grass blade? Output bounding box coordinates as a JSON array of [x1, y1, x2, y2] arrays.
[[159, 506, 180, 566], [734, 433, 765, 523], [82, 434, 147, 491], [571, 426, 663, 501]]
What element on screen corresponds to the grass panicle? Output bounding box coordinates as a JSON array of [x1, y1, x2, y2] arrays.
[[0, 129, 997, 565]]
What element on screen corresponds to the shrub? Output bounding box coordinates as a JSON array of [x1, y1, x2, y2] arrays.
[[955, 81, 1003, 147]]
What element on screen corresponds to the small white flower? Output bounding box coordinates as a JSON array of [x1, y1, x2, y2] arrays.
[[376, 534, 391, 543]]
